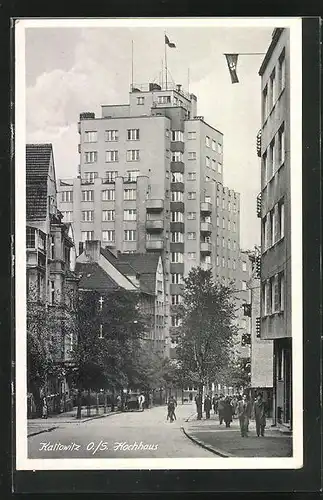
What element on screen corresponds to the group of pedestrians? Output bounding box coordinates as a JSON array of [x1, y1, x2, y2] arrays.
[[194, 391, 267, 438]]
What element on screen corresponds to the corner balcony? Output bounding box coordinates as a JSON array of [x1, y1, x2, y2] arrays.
[[146, 199, 164, 212], [257, 193, 262, 218], [200, 242, 212, 254], [146, 220, 164, 232], [200, 202, 212, 214], [146, 240, 164, 251], [200, 222, 212, 233]]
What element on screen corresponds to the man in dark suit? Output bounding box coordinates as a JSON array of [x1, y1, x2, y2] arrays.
[[237, 394, 252, 437]]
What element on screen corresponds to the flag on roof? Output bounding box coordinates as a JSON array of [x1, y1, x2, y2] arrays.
[[224, 54, 239, 84], [165, 34, 176, 48]]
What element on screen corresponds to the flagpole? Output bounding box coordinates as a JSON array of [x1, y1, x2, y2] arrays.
[[161, 58, 164, 87], [131, 39, 134, 91], [164, 34, 168, 90]]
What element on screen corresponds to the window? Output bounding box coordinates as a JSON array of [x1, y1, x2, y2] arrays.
[[124, 189, 136, 201], [126, 149, 140, 162], [171, 273, 183, 284], [172, 130, 184, 142], [106, 150, 118, 162], [216, 255, 219, 266], [171, 316, 181, 327], [187, 211, 196, 220], [187, 252, 196, 260], [242, 281, 247, 291], [172, 151, 183, 162], [242, 261, 247, 272], [26, 227, 35, 248], [126, 170, 140, 182], [124, 209, 137, 221], [171, 295, 182, 305], [212, 140, 216, 151], [84, 151, 97, 163], [222, 257, 225, 267], [187, 191, 196, 200], [222, 218, 225, 229], [61, 211, 73, 222], [105, 170, 118, 182], [82, 210, 94, 222], [171, 252, 184, 263], [188, 172, 196, 181], [171, 211, 184, 223], [212, 159, 216, 171], [187, 131, 196, 140], [216, 216, 220, 227], [102, 210, 115, 221], [263, 85, 269, 120], [278, 50, 286, 94], [105, 130, 118, 141], [217, 143, 223, 154], [171, 191, 184, 202], [271, 208, 276, 245], [272, 274, 280, 313], [205, 136, 210, 147], [228, 239, 231, 249], [127, 129, 140, 141], [216, 197, 219, 207], [228, 220, 231, 231], [279, 272, 285, 311], [218, 163, 222, 174], [277, 125, 285, 167], [137, 96, 145, 105], [82, 190, 94, 202], [269, 69, 276, 109], [124, 230, 136, 241], [49, 280, 55, 305], [205, 215, 211, 223], [102, 189, 115, 201], [187, 152, 196, 160], [157, 95, 171, 104], [84, 131, 97, 143], [187, 232, 196, 240], [171, 232, 184, 243], [172, 172, 184, 182], [205, 156, 210, 168], [233, 241, 237, 251], [83, 171, 98, 183], [102, 230, 115, 242], [222, 237, 225, 248], [81, 231, 94, 242], [233, 260, 236, 270], [263, 214, 268, 250], [222, 199, 225, 209], [228, 259, 231, 269], [61, 191, 73, 203], [233, 222, 236, 232], [280, 201, 285, 238], [262, 152, 268, 183]]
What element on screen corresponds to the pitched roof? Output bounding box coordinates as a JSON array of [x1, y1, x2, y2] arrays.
[[118, 253, 160, 294], [26, 144, 53, 220], [75, 262, 120, 292], [100, 248, 138, 277]]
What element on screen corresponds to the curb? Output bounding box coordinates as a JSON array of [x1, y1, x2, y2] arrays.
[[27, 426, 59, 438], [181, 426, 234, 458]]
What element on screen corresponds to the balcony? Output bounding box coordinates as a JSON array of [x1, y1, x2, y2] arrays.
[[257, 193, 262, 217], [200, 242, 212, 254], [170, 141, 184, 153], [256, 129, 262, 157], [146, 199, 164, 212], [200, 222, 212, 233], [146, 220, 164, 231], [146, 240, 164, 251], [171, 182, 185, 192], [170, 161, 185, 174], [200, 202, 212, 214]]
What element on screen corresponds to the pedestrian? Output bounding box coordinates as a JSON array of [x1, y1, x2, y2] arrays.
[[195, 393, 203, 419], [204, 394, 212, 419], [42, 396, 48, 419], [231, 395, 238, 418], [167, 396, 177, 422], [253, 392, 266, 437], [138, 393, 145, 411], [212, 393, 219, 414], [218, 394, 225, 424], [237, 394, 252, 437], [223, 396, 234, 427], [189, 392, 193, 402]]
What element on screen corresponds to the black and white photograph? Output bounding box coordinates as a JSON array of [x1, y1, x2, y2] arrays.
[[15, 17, 303, 471]]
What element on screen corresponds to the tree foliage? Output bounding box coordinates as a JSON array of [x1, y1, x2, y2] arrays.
[[176, 268, 238, 389]]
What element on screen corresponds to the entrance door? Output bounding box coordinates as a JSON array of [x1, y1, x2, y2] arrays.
[[283, 347, 292, 424]]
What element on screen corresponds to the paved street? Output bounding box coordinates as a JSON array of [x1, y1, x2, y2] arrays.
[[28, 402, 214, 459]]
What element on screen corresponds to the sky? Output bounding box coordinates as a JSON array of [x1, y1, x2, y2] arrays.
[[25, 23, 274, 249]]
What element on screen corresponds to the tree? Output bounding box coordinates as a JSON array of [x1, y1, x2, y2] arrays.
[[72, 289, 148, 417], [176, 268, 238, 416], [217, 356, 251, 391]]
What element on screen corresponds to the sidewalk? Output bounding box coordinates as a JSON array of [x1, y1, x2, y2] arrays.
[[27, 406, 119, 437], [182, 414, 293, 458]]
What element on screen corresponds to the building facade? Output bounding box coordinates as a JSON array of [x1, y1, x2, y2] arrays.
[[26, 144, 79, 416], [57, 83, 244, 355], [258, 28, 291, 428]]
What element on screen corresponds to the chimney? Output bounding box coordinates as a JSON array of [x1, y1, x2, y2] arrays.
[[84, 240, 101, 262]]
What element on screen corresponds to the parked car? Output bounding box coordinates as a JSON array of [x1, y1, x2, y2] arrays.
[[125, 394, 139, 411]]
